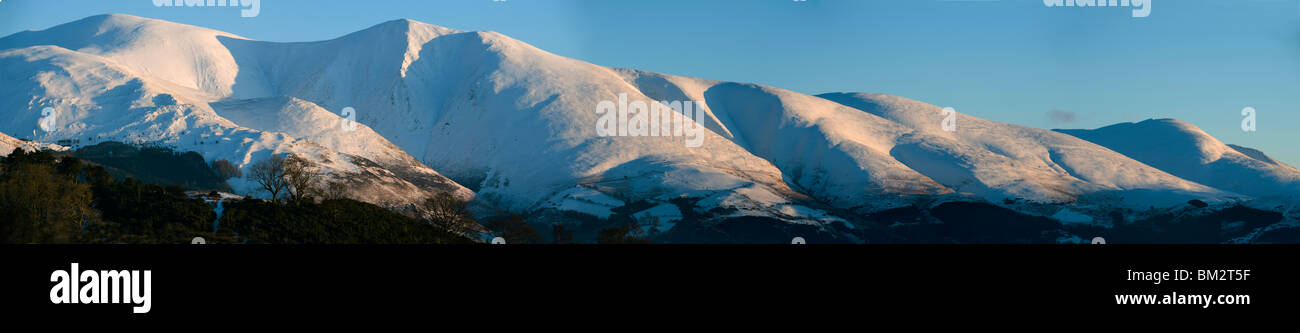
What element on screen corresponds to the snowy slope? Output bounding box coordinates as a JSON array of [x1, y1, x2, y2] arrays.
[[817, 93, 1235, 207], [205, 18, 839, 223], [0, 131, 67, 156], [208, 96, 473, 203], [618, 71, 954, 211], [0, 14, 248, 97], [1057, 119, 1300, 198], [0, 15, 472, 208]]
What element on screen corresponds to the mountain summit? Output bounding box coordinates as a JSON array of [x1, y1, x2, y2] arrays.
[[1057, 119, 1300, 198]]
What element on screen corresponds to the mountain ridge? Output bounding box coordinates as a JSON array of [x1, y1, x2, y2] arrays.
[[1056, 119, 1300, 199], [2, 14, 1293, 241]]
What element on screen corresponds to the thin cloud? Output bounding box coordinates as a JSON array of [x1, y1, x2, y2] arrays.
[[1048, 109, 1077, 125]]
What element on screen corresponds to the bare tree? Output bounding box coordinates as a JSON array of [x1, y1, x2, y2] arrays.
[[322, 180, 349, 201], [248, 155, 288, 202], [421, 192, 477, 235], [210, 158, 241, 179], [283, 155, 319, 203]]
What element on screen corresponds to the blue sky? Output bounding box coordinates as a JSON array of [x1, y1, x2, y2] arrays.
[[2, 0, 1298, 165]]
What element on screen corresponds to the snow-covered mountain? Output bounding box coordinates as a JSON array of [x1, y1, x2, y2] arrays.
[[0, 131, 66, 156], [817, 93, 1236, 207], [1056, 119, 1300, 199], [1, 14, 1292, 240], [0, 14, 471, 208]]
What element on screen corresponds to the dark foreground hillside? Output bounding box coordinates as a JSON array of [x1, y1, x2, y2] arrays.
[[3, 145, 1295, 244], [0, 147, 471, 244]]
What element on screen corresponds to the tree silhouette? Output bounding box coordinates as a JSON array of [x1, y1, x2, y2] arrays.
[[248, 155, 289, 202], [283, 155, 319, 204]]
